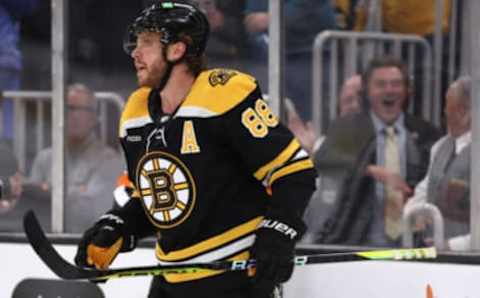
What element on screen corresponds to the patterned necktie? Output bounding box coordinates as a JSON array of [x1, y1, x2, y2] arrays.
[[383, 126, 403, 240]]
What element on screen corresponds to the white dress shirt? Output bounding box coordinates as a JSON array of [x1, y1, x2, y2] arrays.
[[404, 130, 472, 250]]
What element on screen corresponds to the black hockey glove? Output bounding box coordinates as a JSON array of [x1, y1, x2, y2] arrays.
[[250, 218, 305, 298], [75, 212, 136, 270]]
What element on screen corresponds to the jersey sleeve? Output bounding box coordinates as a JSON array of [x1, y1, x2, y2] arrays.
[[110, 170, 156, 244], [113, 88, 156, 243], [221, 83, 317, 228]]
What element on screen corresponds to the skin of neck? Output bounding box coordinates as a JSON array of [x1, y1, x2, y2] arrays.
[[449, 120, 470, 138], [67, 134, 89, 150], [160, 64, 196, 114]]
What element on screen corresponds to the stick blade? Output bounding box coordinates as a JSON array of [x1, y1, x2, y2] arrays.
[[23, 210, 98, 280]]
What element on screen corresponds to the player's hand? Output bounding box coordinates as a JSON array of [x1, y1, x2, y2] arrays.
[[75, 213, 127, 270], [250, 218, 302, 298]]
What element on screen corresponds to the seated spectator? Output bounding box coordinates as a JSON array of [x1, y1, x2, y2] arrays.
[[0, 0, 39, 139], [286, 99, 319, 156], [244, 0, 337, 121], [286, 74, 363, 244], [0, 140, 49, 232], [28, 83, 123, 233], [287, 74, 363, 156], [0, 140, 22, 214], [193, 0, 249, 68], [404, 76, 471, 251], [307, 57, 441, 247], [351, 0, 455, 117], [333, 0, 360, 30], [352, 0, 451, 35], [337, 74, 362, 117]]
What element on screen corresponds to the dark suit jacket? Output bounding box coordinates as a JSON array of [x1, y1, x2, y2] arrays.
[[313, 112, 442, 245]]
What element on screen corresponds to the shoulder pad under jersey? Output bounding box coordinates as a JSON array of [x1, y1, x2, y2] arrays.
[[176, 69, 258, 118], [119, 87, 152, 137]]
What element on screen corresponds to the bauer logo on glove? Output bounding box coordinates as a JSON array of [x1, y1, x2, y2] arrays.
[[258, 218, 298, 240]]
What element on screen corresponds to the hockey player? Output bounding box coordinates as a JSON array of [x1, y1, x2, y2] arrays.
[[74, 1, 316, 297]]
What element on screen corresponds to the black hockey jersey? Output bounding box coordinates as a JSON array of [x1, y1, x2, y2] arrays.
[[118, 69, 315, 282]]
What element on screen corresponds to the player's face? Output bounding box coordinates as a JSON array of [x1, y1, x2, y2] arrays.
[[131, 32, 167, 88], [445, 82, 470, 137], [367, 67, 407, 125], [66, 89, 96, 143]]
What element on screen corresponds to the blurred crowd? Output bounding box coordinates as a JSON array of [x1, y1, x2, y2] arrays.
[[0, 0, 471, 251], [0, 83, 122, 232]]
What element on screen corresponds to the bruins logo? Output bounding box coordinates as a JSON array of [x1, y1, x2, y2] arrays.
[[136, 151, 196, 229], [208, 69, 237, 86]]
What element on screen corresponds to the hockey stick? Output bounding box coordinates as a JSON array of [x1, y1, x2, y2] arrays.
[[23, 210, 437, 281]]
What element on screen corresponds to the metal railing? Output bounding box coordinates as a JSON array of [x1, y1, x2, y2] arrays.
[[402, 202, 445, 250], [0, 90, 124, 173], [312, 30, 434, 134]]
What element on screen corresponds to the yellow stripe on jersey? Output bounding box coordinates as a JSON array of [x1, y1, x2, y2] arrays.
[[268, 159, 314, 186], [176, 69, 257, 118], [253, 139, 301, 181], [163, 251, 250, 283], [132, 189, 141, 198], [119, 87, 152, 137], [155, 216, 262, 262]]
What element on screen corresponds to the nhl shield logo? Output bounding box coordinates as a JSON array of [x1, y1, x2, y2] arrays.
[[136, 151, 196, 228]]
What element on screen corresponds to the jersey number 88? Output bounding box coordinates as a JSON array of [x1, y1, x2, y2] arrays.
[[241, 99, 279, 138]]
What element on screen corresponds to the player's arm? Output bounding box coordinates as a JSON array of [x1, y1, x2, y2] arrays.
[[75, 88, 156, 270], [224, 84, 316, 295], [227, 86, 316, 224]]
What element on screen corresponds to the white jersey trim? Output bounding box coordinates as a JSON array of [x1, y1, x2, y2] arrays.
[[113, 186, 131, 207], [175, 106, 217, 118], [157, 234, 255, 265], [120, 116, 153, 137], [292, 148, 309, 161]]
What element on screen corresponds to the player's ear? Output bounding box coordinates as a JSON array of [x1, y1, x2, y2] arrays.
[[167, 41, 187, 62]]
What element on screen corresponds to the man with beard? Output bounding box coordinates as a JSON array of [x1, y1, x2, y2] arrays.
[[74, 1, 316, 298], [310, 56, 441, 247]]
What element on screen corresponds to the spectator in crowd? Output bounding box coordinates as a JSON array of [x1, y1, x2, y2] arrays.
[[244, 0, 337, 121], [351, 0, 455, 117], [307, 57, 441, 247], [28, 83, 123, 232], [337, 74, 363, 117], [286, 74, 363, 244], [67, 0, 142, 96], [404, 76, 471, 251], [0, 0, 38, 139], [352, 0, 451, 35], [20, 0, 143, 93], [193, 0, 249, 69], [0, 140, 44, 232], [0, 140, 22, 214], [333, 0, 360, 30], [287, 74, 363, 156]]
